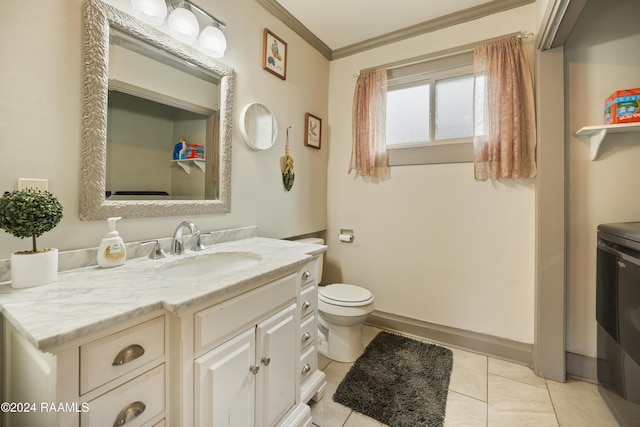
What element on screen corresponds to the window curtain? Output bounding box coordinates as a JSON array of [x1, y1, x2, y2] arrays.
[[473, 36, 536, 181], [349, 69, 389, 178]]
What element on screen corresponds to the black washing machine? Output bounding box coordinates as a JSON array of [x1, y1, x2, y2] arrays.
[[597, 222, 640, 426]]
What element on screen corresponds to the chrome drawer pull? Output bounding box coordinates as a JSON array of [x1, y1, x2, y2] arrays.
[[113, 401, 145, 426], [302, 271, 310, 280], [302, 300, 311, 310], [250, 364, 260, 375], [112, 344, 145, 366], [261, 356, 271, 366], [301, 332, 311, 342], [301, 363, 311, 374]]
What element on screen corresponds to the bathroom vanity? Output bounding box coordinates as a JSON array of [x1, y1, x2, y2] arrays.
[[0, 233, 326, 427]]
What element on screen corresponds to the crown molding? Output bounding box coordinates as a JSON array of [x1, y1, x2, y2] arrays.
[[257, 0, 534, 61], [254, 0, 332, 60], [332, 0, 535, 59]]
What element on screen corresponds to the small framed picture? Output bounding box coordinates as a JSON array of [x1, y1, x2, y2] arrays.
[[305, 113, 322, 149], [262, 29, 287, 80]]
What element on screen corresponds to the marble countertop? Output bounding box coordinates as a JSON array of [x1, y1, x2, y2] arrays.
[[0, 237, 326, 352]]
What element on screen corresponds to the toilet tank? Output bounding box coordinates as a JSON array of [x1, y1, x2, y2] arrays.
[[293, 237, 324, 283]]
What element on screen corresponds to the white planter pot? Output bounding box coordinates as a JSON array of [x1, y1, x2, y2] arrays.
[[11, 249, 58, 288]]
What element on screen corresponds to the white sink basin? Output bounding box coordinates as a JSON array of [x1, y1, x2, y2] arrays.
[[156, 251, 263, 279]]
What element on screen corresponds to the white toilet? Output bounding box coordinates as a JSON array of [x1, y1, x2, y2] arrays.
[[295, 238, 375, 363]]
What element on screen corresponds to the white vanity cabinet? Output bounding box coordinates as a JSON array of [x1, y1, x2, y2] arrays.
[[189, 272, 310, 427], [2, 312, 167, 427], [194, 304, 296, 426], [171, 262, 326, 427], [1, 240, 327, 427]]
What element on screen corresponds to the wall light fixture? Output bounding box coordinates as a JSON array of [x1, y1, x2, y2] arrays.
[[129, 0, 227, 58]]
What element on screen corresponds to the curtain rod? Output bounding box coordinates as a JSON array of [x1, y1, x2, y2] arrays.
[[354, 31, 533, 77]]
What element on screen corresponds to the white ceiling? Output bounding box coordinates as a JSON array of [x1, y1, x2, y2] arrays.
[[275, 0, 497, 50]]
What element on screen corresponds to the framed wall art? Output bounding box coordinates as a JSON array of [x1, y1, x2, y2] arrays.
[[262, 28, 287, 80], [304, 113, 322, 149]]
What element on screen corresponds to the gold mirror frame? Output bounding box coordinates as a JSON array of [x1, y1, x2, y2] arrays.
[[80, 0, 235, 220]]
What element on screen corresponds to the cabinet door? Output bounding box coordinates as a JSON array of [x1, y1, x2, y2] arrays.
[[195, 328, 256, 427], [255, 304, 296, 427]]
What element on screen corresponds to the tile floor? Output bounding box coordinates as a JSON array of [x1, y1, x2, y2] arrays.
[[309, 326, 620, 427]]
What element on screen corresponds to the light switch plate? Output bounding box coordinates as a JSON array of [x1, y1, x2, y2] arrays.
[[18, 178, 49, 191]]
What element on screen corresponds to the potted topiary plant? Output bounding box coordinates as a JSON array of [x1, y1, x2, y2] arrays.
[[0, 188, 64, 288]]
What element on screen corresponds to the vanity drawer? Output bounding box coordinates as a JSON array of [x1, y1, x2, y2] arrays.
[[299, 260, 318, 286], [299, 284, 317, 318], [195, 273, 296, 356], [299, 345, 318, 383], [80, 316, 165, 395], [82, 364, 165, 427], [299, 315, 316, 351]]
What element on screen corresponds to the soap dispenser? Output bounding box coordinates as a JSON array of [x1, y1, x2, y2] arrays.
[[97, 217, 126, 268]]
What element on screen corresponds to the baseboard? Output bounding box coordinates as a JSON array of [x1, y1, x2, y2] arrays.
[[366, 310, 533, 366], [566, 351, 598, 383], [367, 311, 599, 383]]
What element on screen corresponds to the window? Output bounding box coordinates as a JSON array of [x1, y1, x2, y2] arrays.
[[386, 83, 430, 145], [435, 74, 474, 140], [385, 52, 475, 165]]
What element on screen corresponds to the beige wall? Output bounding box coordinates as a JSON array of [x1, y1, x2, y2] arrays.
[[565, 0, 640, 357], [325, 5, 537, 343], [0, 0, 329, 259]]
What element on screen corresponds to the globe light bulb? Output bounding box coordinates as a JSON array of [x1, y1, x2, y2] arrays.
[[168, 7, 199, 44], [130, 0, 167, 26], [198, 26, 227, 58]]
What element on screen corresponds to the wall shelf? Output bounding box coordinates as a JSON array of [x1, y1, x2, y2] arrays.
[[172, 159, 206, 174], [575, 122, 640, 160]]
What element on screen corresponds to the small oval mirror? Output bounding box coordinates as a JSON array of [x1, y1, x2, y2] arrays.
[[240, 103, 277, 150]]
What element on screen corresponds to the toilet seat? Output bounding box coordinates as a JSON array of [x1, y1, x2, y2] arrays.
[[319, 284, 374, 307]]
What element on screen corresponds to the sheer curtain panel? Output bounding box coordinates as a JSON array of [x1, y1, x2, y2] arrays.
[[349, 69, 390, 178], [473, 36, 536, 181]]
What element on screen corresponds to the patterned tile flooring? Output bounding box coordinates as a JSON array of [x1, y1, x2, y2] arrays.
[[309, 326, 620, 426]]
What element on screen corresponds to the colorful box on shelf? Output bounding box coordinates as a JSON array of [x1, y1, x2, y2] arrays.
[[605, 88, 640, 124], [173, 139, 205, 160], [185, 144, 205, 159]]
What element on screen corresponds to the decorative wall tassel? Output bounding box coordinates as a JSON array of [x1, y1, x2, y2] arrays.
[[282, 127, 295, 191]]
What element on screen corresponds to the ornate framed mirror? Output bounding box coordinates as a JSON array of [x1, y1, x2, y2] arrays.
[[80, 0, 235, 220]]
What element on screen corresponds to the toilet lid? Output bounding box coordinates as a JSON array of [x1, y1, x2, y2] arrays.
[[319, 284, 373, 306]]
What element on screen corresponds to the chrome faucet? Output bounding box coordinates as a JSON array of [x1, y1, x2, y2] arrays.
[[171, 221, 205, 255]]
